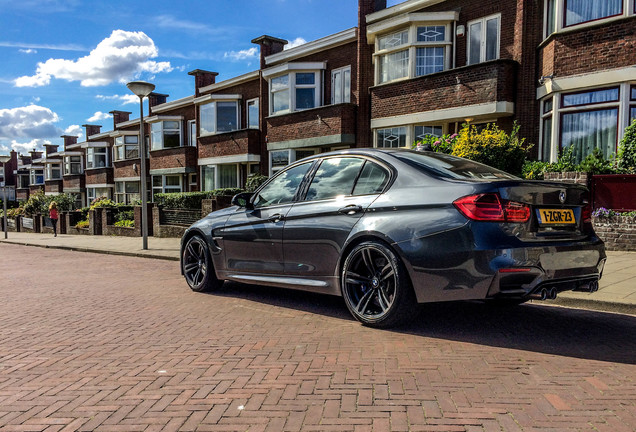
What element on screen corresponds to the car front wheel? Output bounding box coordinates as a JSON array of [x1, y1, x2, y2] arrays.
[[182, 235, 223, 292], [341, 241, 418, 328]]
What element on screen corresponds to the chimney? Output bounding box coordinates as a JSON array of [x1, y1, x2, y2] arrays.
[[110, 110, 132, 128], [29, 150, 42, 161], [43, 144, 59, 156], [60, 135, 78, 150], [188, 69, 219, 97], [148, 92, 169, 116], [82, 124, 102, 138], [251, 35, 288, 69]]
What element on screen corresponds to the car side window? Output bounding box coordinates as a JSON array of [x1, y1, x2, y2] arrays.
[[353, 161, 389, 196], [305, 157, 364, 201], [253, 162, 312, 208]]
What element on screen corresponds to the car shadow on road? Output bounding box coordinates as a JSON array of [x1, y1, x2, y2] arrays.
[[212, 282, 636, 365]]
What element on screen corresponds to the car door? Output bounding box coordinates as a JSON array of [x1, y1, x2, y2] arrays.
[[283, 157, 391, 277], [218, 161, 314, 274]]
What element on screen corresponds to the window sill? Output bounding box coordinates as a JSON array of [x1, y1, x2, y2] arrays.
[[85, 166, 112, 170]]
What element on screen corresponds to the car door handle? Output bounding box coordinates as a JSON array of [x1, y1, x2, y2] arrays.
[[268, 214, 284, 223], [338, 205, 363, 215]]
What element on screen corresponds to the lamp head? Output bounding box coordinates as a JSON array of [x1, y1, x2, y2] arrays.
[[0, 155, 11, 164], [126, 81, 155, 98]]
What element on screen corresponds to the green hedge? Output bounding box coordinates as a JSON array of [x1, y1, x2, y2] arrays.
[[154, 188, 244, 209]]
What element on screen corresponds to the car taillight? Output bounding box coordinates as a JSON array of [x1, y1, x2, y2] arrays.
[[453, 193, 530, 223], [582, 203, 592, 223]]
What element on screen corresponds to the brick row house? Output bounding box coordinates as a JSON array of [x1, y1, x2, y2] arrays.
[[6, 0, 635, 207]]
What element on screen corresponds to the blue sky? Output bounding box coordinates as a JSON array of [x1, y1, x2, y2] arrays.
[[0, 0, 402, 156]]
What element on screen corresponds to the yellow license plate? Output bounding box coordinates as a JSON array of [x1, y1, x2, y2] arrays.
[[538, 209, 575, 224]]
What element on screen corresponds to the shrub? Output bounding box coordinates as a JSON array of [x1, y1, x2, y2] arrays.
[[522, 160, 550, 180], [451, 122, 529, 176], [114, 219, 134, 228], [155, 189, 245, 209], [577, 148, 618, 175], [413, 133, 458, 154], [617, 118, 636, 174], [90, 197, 118, 210], [245, 175, 268, 192], [115, 209, 135, 223], [75, 220, 89, 229], [23, 191, 76, 215]]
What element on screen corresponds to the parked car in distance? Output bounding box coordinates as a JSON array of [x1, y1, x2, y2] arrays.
[[181, 148, 606, 328]]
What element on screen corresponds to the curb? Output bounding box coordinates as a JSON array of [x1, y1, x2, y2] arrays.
[[550, 296, 636, 316], [1, 240, 180, 262]]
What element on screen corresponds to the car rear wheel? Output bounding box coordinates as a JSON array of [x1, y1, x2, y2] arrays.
[[182, 235, 223, 292], [341, 241, 418, 328]]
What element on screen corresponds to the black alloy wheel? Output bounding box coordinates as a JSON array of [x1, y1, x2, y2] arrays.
[[341, 241, 418, 328], [182, 235, 223, 292]]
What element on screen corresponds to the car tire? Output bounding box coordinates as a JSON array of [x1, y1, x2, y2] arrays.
[[182, 235, 223, 292], [341, 241, 419, 328]]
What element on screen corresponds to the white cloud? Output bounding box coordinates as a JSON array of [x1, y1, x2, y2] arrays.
[[14, 30, 173, 87], [95, 94, 138, 105], [8, 139, 52, 154], [285, 37, 307, 50], [19, 48, 37, 54], [64, 124, 83, 138], [223, 47, 258, 61], [0, 105, 61, 140], [0, 41, 85, 52], [87, 111, 112, 122]]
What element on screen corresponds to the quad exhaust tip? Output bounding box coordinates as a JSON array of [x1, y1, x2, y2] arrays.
[[529, 287, 558, 301]]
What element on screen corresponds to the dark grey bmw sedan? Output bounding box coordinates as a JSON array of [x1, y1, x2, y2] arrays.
[[181, 148, 606, 328]]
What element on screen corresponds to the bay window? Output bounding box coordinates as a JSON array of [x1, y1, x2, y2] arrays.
[[201, 164, 240, 190], [269, 71, 321, 114], [86, 147, 108, 169], [188, 120, 196, 146], [467, 14, 500, 65], [152, 175, 182, 197], [18, 174, 30, 188], [114, 135, 139, 161], [151, 120, 182, 150], [372, 16, 455, 85], [247, 99, 259, 129], [545, 0, 633, 37], [46, 163, 62, 180], [87, 187, 111, 204], [64, 156, 82, 175], [200, 101, 239, 135]]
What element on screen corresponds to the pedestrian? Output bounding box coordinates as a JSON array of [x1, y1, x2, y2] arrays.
[[49, 201, 58, 237]]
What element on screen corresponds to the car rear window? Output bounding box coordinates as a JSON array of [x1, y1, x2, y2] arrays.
[[393, 151, 519, 181]]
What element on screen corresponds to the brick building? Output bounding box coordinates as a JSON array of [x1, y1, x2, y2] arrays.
[[3, 0, 634, 206]]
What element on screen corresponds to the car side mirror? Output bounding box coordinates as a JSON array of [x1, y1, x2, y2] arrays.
[[231, 192, 254, 209]]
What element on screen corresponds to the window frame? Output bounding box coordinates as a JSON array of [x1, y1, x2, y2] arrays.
[[151, 175, 183, 198], [86, 147, 109, 169], [188, 120, 197, 147], [150, 120, 183, 151], [374, 22, 453, 85], [247, 98, 260, 129], [375, 124, 445, 149], [544, 0, 634, 38], [114, 180, 141, 205], [200, 100, 240, 136], [64, 155, 83, 176], [46, 163, 62, 181], [114, 135, 139, 161], [30, 168, 44, 185], [268, 71, 322, 115], [563, 0, 624, 28], [200, 163, 241, 191], [467, 14, 501, 65], [331, 66, 352, 104]]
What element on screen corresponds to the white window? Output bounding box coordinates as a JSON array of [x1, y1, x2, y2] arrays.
[[188, 120, 197, 146], [200, 101, 239, 135], [86, 147, 109, 168], [540, 86, 636, 163], [375, 23, 452, 85], [468, 14, 500, 65], [115, 181, 140, 204], [114, 136, 139, 161], [64, 156, 82, 175], [376, 127, 407, 148], [545, 0, 631, 37], [332, 66, 351, 104], [269, 72, 322, 115], [29, 168, 43, 185], [46, 163, 62, 180], [152, 175, 182, 197], [201, 164, 239, 190], [87, 187, 111, 204], [151, 121, 182, 150], [269, 149, 319, 174], [247, 98, 259, 129], [18, 174, 30, 188], [414, 125, 443, 141]]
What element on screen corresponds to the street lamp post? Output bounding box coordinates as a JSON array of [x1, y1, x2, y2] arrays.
[[0, 155, 11, 239], [126, 81, 155, 250]]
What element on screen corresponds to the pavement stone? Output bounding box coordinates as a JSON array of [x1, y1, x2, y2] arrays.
[[1, 231, 635, 316]]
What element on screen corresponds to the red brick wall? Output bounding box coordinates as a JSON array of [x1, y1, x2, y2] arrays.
[[266, 104, 357, 144], [150, 147, 198, 170], [113, 160, 138, 179], [198, 129, 261, 159], [539, 17, 636, 77], [62, 176, 85, 190], [45, 180, 63, 194], [370, 60, 517, 119], [85, 168, 113, 185]]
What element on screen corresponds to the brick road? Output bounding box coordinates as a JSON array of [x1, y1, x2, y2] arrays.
[[1, 243, 635, 432]]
